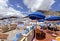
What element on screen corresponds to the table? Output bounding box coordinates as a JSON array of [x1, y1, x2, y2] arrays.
[[0, 33, 8, 41]]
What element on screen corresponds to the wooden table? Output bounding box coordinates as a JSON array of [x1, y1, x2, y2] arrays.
[[33, 26, 60, 41], [0, 33, 8, 41], [0, 33, 8, 39]]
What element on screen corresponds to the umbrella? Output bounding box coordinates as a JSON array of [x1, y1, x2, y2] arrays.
[[45, 16, 60, 27], [28, 11, 45, 27], [29, 11, 45, 20], [45, 16, 60, 35], [28, 11, 45, 38], [45, 16, 60, 21]]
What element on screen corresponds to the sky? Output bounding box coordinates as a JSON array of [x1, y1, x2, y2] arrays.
[[8, 0, 31, 15], [0, 0, 29, 18], [0, 0, 60, 18], [50, 0, 60, 11]]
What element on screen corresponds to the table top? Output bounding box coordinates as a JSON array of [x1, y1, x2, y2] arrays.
[[33, 26, 60, 41], [0, 33, 8, 39]]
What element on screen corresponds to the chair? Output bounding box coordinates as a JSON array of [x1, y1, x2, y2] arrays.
[[35, 29, 46, 40]]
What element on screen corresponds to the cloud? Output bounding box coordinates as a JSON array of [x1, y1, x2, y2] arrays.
[[0, 0, 55, 18], [7, 7, 25, 17], [24, 0, 55, 10], [38, 0, 55, 10], [0, 0, 8, 18], [0, 0, 27, 18], [0, 0, 8, 6]]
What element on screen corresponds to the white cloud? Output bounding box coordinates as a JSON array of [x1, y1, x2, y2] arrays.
[[0, 0, 27, 18], [0, 0, 8, 6], [0, 0, 55, 18], [6, 7, 26, 17], [24, 0, 55, 11], [17, 4, 24, 10], [38, 0, 55, 10], [0, 0, 8, 18]]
